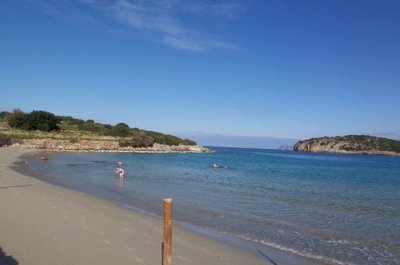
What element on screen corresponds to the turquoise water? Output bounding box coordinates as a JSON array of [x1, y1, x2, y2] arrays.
[[23, 147, 400, 265]]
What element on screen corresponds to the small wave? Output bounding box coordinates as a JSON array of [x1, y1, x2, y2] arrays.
[[65, 163, 90, 167], [215, 230, 357, 265], [91, 160, 113, 165], [324, 239, 352, 245]]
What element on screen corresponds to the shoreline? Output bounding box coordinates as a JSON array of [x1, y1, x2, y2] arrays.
[[8, 139, 213, 153], [294, 149, 400, 157], [0, 147, 321, 265]]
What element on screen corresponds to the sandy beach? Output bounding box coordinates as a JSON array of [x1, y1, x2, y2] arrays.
[[0, 147, 322, 265], [0, 147, 263, 265]]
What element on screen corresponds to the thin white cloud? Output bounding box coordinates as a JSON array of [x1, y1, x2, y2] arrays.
[[36, 0, 241, 51], [35, 0, 98, 23], [104, 0, 240, 51], [177, 1, 241, 18]]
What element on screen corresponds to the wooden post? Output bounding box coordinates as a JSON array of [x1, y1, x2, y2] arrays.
[[163, 198, 172, 265]]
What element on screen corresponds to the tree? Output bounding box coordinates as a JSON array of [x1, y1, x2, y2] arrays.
[[166, 135, 181, 145], [37, 123, 51, 132], [8, 109, 30, 130], [0, 111, 10, 121], [28, 110, 58, 131], [142, 135, 155, 147], [113, 122, 130, 137], [130, 136, 143, 147], [182, 139, 196, 146]]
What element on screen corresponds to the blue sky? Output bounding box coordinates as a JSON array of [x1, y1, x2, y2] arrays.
[[1, 0, 399, 148]]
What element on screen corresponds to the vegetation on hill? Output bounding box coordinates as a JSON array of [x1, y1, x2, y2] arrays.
[[0, 109, 196, 147], [294, 135, 400, 154]]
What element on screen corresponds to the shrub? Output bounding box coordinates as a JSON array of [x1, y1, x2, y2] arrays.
[[103, 124, 112, 130], [182, 139, 196, 146], [37, 123, 51, 132], [70, 119, 85, 127], [142, 135, 155, 147], [28, 110, 58, 131], [164, 135, 181, 146], [82, 122, 102, 133], [130, 131, 155, 147], [113, 122, 131, 137], [70, 138, 79, 143], [0, 111, 10, 121], [118, 139, 131, 147], [8, 109, 30, 130]]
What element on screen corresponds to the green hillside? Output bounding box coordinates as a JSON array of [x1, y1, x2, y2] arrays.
[[0, 109, 196, 147], [294, 135, 400, 154]]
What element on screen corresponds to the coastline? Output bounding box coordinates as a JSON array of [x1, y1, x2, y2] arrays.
[[8, 139, 213, 153], [0, 147, 321, 265], [294, 149, 400, 157]]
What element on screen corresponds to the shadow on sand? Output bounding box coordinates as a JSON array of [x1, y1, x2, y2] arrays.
[[0, 247, 18, 265], [258, 250, 278, 265]]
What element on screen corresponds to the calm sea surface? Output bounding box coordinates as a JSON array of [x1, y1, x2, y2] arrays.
[[22, 147, 400, 265]]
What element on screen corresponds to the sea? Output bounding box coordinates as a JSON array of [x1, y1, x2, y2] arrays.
[[18, 147, 400, 265]]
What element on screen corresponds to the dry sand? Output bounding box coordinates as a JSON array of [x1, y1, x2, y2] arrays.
[[0, 147, 317, 265]]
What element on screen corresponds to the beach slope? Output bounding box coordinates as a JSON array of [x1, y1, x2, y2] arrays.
[[0, 147, 266, 265]]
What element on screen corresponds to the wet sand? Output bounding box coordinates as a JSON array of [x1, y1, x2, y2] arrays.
[[0, 147, 319, 265]]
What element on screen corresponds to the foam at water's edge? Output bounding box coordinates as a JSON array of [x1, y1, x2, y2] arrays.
[[120, 201, 351, 265]]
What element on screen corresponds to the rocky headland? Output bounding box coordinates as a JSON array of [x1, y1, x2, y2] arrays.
[[293, 135, 400, 156], [0, 110, 212, 153]]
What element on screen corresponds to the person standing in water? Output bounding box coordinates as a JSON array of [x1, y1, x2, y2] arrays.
[[116, 167, 125, 178], [115, 161, 125, 178]]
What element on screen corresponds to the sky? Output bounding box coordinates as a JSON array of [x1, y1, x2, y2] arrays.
[[1, 0, 399, 148]]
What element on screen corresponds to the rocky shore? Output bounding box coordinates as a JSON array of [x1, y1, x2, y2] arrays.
[[9, 139, 212, 153]]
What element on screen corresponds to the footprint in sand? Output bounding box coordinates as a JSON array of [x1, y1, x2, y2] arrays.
[[103, 239, 111, 244]]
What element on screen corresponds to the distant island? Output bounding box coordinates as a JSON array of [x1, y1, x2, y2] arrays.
[[0, 109, 211, 153], [294, 135, 400, 156]]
